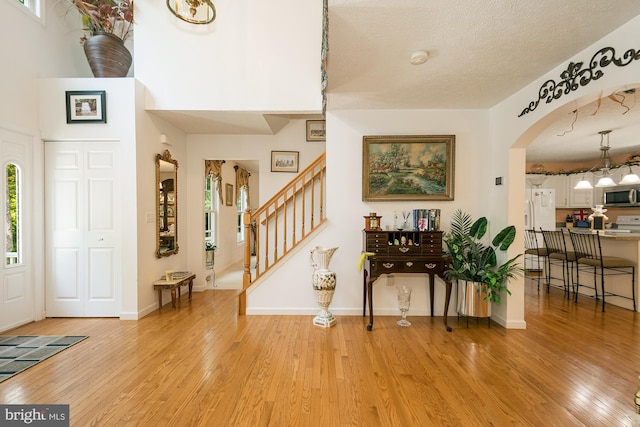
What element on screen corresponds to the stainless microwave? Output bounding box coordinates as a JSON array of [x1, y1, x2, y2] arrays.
[[604, 186, 640, 207]]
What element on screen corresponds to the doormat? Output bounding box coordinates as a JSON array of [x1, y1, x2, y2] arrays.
[[0, 335, 88, 384]]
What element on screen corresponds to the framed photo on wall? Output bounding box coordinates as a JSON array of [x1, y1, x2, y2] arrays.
[[362, 135, 455, 201], [66, 90, 106, 124], [271, 151, 299, 173], [306, 120, 326, 142], [226, 183, 234, 206]]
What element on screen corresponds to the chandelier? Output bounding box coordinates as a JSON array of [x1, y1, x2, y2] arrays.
[[166, 0, 216, 25], [574, 130, 640, 189]]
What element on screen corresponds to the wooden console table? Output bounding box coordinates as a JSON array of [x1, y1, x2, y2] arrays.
[[363, 230, 453, 332], [153, 271, 196, 310]]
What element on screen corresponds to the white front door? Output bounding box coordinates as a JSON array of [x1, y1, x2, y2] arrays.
[[0, 128, 34, 332], [45, 141, 121, 317]]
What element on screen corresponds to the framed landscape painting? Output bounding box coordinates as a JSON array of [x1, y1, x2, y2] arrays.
[[362, 135, 455, 201]]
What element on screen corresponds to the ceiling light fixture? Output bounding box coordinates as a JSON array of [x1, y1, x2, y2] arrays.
[[410, 50, 429, 65], [573, 130, 640, 189], [167, 0, 216, 25]]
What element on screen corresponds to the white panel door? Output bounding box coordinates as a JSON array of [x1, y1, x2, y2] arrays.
[[45, 142, 121, 317], [0, 129, 33, 332]]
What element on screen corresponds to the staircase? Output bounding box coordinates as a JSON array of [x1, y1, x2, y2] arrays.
[[238, 153, 326, 314]]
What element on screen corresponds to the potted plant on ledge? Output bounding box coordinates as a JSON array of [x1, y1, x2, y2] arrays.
[[67, 0, 135, 77], [443, 209, 523, 318], [205, 240, 216, 269]]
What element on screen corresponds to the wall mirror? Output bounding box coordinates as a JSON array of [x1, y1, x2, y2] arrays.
[[156, 149, 179, 257]]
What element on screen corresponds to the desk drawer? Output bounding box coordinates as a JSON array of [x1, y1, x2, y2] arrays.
[[388, 245, 421, 256], [371, 258, 445, 275]]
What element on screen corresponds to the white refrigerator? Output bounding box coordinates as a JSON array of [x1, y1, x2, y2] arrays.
[[524, 188, 556, 270], [525, 188, 556, 231]]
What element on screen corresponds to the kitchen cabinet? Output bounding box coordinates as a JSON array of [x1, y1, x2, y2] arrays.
[[545, 174, 569, 207], [526, 173, 595, 208], [568, 173, 593, 207]]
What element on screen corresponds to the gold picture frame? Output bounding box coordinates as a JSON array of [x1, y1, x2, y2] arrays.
[[225, 183, 234, 206], [362, 135, 455, 201]]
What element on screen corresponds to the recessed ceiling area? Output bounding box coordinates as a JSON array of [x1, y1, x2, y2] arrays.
[[526, 88, 640, 164]]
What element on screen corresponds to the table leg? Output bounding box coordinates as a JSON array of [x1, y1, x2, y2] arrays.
[[443, 279, 453, 332], [366, 275, 374, 331], [171, 288, 177, 309], [363, 269, 368, 317], [188, 278, 193, 300], [428, 273, 435, 317], [157, 290, 163, 310], [178, 286, 181, 298]]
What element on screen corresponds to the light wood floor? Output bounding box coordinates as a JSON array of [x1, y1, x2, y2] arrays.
[[1, 279, 639, 426]]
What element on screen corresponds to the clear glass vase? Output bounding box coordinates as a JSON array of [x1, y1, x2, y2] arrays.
[[396, 285, 412, 327]]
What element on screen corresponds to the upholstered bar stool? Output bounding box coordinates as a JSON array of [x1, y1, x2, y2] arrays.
[[541, 229, 576, 299], [568, 230, 636, 312], [524, 229, 549, 292]]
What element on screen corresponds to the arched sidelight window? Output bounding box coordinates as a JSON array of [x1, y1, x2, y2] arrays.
[[5, 163, 21, 266]]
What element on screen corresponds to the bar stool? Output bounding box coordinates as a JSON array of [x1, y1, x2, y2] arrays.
[[541, 229, 576, 298], [568, 230, 636, 312], [524, 229, 549, 291]]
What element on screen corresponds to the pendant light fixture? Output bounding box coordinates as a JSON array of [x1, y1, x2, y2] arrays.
[[574, 130, 640, 189], [167, 0, 216, 25]]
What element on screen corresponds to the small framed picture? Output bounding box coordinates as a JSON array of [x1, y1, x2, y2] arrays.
[[167, 206, 175, 217], [271, 151, 299, 173], [306, 120, 326, 142], [225, 183, 234, 206], [167, 192, 175, 203], [66, 90, 106, 124]]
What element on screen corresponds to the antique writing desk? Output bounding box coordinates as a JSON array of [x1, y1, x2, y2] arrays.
[[362, 230, 453, 331]]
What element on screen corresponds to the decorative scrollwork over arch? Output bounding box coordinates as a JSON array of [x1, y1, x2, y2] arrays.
[[518, 46, 640, 117]]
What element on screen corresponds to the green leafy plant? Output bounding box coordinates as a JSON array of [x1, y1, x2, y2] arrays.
[[205, 240, 216, 251], [443, 209, 523, 304], [67, 0, 134, 43]]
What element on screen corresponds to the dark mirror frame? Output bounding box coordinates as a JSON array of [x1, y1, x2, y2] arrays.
[[156, 149, 179, 258]]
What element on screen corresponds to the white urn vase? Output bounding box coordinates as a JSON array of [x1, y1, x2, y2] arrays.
[[310, 246, 339, 328]]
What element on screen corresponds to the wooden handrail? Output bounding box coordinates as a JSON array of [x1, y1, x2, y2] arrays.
[[238, 153, 326, 314]]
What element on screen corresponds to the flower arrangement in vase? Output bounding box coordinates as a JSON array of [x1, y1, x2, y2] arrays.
[[66, 0, 135, 77]]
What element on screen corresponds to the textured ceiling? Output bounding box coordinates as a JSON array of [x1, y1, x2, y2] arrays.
[[160, 1, 640, 163], [326, 0, 640, 110]]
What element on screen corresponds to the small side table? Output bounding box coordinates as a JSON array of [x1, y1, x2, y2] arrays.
[[153, 271, 196, 310]]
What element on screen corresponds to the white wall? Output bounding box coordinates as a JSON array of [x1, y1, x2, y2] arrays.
[[185, 120, 326, 288], [134, 0, 322, 112], [38, 78, 139, 319], [246, 15, 640, 327], [0, 1, 88, 130], [134, 94, 189, 317], [247, 109, 492, 317]]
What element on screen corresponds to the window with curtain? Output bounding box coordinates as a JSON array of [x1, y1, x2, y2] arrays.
[[204, 175, 219, 249], [204, 160, 225, 250], [235, 166, 251, 243], [236, 186, 248, 243]]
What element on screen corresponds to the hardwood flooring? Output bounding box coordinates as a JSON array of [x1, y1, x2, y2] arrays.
[[1, 280, 639, 426]]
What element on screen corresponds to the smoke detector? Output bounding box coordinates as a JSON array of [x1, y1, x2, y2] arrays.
[[410, 50, 429, 65]]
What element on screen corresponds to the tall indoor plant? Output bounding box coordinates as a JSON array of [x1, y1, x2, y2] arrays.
[[68, 0, 135, 77], [444, 210, 523, 316]]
